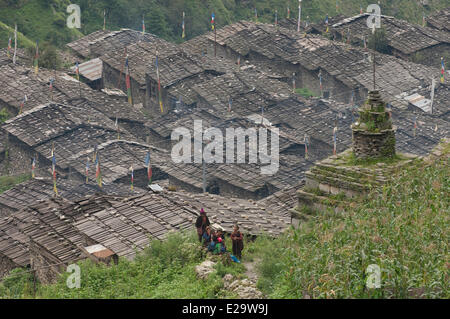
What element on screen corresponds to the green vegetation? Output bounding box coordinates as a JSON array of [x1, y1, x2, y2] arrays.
[[368, 27, 392, 55], [0, 174, 31, 194], [248, 150, 449, 299], [295, 87, 318, 98], [0, 231, 246, 299], [342, 152, 407, 167], [0, 20, 34, 49], [25, 41, 62, 69], [0, 0, 447, 48], [0, 108, 10, 123]]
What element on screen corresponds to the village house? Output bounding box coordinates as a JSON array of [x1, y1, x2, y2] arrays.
[[0, 100, 134, 177], [328, 13, 450, 68], [67, 29, 166, 91], [182, 21, 441, 112], [425, 7, 450, 33], [0, 186, 292, 282], [100, 39, 179, 107], [0, 64, 145, 125], [0, 177, 145, 217]]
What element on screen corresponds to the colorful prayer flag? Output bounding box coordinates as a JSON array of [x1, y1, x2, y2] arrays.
[[182, 12, 186, 39], [7, 37, 11, 58], [125, 55, 132, 104], [85, 157, 89, 183], [360, 5, 363, 14], [304, 135, 309, 159], [145, 151, 152, 184], [95, 154, 102, 188], [333, 127, 337, 155], [142, 15, 146, 34], [319, 71, 323, 94], [441, 57, 445, 84], [31, 157, 36, 178], [211, 13, 215, 30], [336, 0, 339, 12], [325, 14, 329, 33], [13, 24, 17, 64], [130, 166, 134, 191], [19, 95, 27, 114], [34, 40, 39, 75], [103, 9, 106, 31], [52, 146, 58, 195], [155, 55, 164, 113], [275, 9, 278, 25], [287, 5, 290, 19], [75, 62, 80, 81]]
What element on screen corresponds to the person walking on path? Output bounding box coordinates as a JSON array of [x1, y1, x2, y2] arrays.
[[231, 224, 244, 260], [195, 208, 210, 242]]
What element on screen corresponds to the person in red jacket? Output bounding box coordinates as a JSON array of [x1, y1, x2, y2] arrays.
[[231, 224, 244, 259]]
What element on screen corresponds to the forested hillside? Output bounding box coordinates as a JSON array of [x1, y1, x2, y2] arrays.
[[0, 0, 448, 48]]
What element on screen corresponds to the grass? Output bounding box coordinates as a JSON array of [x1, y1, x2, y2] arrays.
[[0, 174, 31, 194], [247, 146, 449, 299], [295, 87, 319, 99], [342, 152, 408, 167], [0, 20, 34, 49], [0, 231, 246, 299]]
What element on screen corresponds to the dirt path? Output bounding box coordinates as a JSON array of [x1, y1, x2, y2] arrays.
[[243, 258, 260, 283]]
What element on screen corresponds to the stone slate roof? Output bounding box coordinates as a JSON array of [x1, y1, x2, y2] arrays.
[[0, 187, 291, 271], [89, 29, 163, 58], [0, 64, 144, 122], [0, 48, 30, 67], [331, 13, 450, 55], [146, 52, 232, 89], [0, 178, 144, 216], [256, 181, 305, 217], [101, 39, 179, 86], [3, 102, 118, 148], [426, 7, 450, 32], [66, 30, 111, 59], [182, 21, 440, 109], [192, 68, 292, 118], [0, 198, 87, 270], [1, 101, 139, 180], [67, 139, 168, 185]]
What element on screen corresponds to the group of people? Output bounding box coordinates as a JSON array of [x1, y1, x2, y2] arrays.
[[195, 208, 244, 260]]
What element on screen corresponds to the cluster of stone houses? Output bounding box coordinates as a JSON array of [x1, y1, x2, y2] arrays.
[[0, 8, 448, 282]]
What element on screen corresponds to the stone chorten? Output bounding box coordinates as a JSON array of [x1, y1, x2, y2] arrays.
[[352, 90, 396, 159]]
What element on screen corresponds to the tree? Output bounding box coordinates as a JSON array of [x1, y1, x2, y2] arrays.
[[368, 27, 392, 55]]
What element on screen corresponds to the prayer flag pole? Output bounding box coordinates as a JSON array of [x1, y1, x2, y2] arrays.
[[13, 24, 17, 64], [297, 0, 302, 32]]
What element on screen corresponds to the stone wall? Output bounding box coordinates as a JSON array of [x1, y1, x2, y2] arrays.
[[352, 128, 396, 159]]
